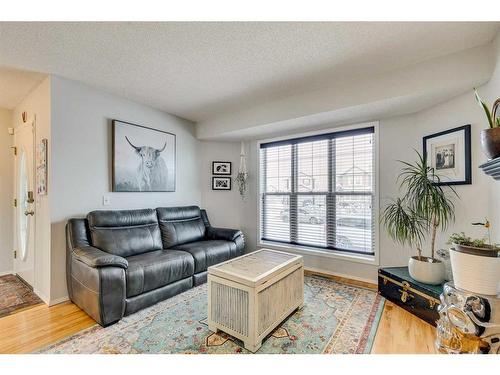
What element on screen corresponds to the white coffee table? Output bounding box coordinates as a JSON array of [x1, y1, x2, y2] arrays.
[[207, 249, 304, 352]]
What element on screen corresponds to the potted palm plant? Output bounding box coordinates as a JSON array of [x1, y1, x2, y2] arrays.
[[382, 151, 458, 285], [474, 88, 500, 159]]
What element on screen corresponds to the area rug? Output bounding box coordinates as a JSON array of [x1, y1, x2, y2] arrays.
[[0, 274, 43, 318], [39, 275, 384, 354]]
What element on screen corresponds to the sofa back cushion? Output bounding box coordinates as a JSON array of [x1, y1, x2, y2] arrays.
[[87, 209, 162, 257], [156, 206, 206, 248]]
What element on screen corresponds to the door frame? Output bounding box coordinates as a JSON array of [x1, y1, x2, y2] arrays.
[[13, 115, 37, 289]]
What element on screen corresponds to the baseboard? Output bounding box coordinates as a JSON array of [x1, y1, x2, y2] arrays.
[[0, 270, 13, 277], [305, 266, 377, 285], [49, 296, 69, 306], [34, 288, 50, 305]]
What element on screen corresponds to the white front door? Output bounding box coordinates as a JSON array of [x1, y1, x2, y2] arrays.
[[13, 119, 36, 287]]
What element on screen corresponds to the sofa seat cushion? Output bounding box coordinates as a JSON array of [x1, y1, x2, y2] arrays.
[[125, 250, 194, 298], [172, 240, 237, 273]]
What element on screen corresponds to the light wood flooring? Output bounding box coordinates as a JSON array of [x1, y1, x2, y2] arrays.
[[0, 272, 436, 354]]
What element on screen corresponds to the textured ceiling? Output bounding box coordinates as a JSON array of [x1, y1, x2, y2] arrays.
[[0, 22, 498, 121], [0, 67, 46, 109]]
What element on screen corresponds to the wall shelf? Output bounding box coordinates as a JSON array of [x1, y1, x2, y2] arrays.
[[479, 157, 500, 180]]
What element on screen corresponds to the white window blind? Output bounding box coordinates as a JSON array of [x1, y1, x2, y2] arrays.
[[260, 126, 375, 255]]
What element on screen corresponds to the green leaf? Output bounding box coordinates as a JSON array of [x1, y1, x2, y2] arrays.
[[474, 88, 493, 128]]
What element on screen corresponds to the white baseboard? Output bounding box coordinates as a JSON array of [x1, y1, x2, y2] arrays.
[[34, 288, 50, 305], [305, 266, 377, 285], [49, 296, 69, 306], [0, 270, 13, 277]]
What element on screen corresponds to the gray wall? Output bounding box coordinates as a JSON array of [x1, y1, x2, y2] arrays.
[[50, 76, 201, 302]]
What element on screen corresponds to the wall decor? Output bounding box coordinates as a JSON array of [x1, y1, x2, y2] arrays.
[[212, 161, 231, 175], [212, 177, 231, 190], [36, 138, 48, 195], [112, 120, 176, 192], [236, 142, 248, 199], [423, 124, 471, 185]]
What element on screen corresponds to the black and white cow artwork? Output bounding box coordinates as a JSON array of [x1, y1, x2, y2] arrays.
[[113, 120, 176, 192]]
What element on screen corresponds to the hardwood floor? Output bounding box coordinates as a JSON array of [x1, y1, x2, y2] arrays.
[[0, 301, 94, 354], [0, 273, 437, 354]]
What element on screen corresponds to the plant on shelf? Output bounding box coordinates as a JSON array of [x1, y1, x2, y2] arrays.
[[382, 150, 458, 285], [447, 221, 500, 296], [474, 88, 500, 159], [448, 220, 500, 252]]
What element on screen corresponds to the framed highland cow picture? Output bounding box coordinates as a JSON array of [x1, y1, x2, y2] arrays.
[[112, 120, 176, 192]]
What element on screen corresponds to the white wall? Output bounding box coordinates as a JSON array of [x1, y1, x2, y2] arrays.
[[0, 107, 13, 275], [49, 76, 201, 302], [200, 141, 243, 230], [12, 77, 52, 301]]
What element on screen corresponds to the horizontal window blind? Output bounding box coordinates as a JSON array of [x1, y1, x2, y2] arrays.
[[260, 126, 375, 255]]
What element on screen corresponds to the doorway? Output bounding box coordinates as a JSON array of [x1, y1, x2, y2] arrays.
[[13, 117, 36, 287], [0, 116, 42, 318]]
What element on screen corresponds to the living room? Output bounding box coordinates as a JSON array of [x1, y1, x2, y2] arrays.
[[1, 1, 500, 372]]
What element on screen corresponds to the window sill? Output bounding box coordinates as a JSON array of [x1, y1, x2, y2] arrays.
[[258, 240, 379, 266]]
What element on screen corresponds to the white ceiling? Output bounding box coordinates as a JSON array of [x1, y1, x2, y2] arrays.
[[0, 67, 46, 109], [0, 22, 498, 121]]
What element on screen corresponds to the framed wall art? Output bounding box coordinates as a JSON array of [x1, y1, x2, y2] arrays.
[[212, 177, 232, 190], [112, 119, 176, 192], [36, 138, 48, 195], [423, 124, 471, 185], [212, 161, 232, 175]]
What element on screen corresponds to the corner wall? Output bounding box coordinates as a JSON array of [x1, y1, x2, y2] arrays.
[[49, 76, 202, 302], [0, 107, 13, 275], [12, 77, 52, 301]]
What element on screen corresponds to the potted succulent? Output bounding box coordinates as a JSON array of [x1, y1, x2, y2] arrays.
[[448, 222, 500, 295], [382, 151, 458, 285], [474, 88, 500, 159]]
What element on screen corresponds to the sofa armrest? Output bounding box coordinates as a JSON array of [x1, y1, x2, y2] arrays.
[[207, 227, 243, 242], [73, 246, 128, 269]]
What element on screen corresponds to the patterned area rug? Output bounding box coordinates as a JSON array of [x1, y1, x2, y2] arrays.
[[0, 274, 43, 318], [40, 275, 384, 354]]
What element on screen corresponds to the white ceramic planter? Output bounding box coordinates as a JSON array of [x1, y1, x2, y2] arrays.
[[450, 246, 500, 296], [408, 256, 445, 285]]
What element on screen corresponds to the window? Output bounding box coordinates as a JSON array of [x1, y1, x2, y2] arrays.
[[259, 126, 375, 255]]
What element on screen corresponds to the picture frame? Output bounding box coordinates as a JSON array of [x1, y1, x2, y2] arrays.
[[36, 138, 48, 195], [212, 161, 232, 175], [112, 119, 176, 192], [423, 124, 471, 186], [212, 177, 232, 190]]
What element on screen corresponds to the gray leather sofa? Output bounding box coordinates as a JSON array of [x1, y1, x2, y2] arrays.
[[66, 206, 244, 326]]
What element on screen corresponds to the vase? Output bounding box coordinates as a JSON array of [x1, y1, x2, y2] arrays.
[[450, 244, 500, 295], [480, 127, 500, 159], [408, 256, 445, 285]]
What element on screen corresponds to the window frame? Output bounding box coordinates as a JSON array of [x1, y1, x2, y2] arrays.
[[257, 121, 380, 266]]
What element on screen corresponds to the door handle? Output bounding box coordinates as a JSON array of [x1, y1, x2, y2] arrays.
[[24, 210, 35, 216]]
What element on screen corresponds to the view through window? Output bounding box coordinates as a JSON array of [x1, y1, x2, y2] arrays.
[[259, 126, 375, 255]]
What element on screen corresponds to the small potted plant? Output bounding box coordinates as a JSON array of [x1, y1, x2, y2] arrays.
[[448, 221, 500, 295], [474, 89, 500, 159], [382, 151, 458, 285]]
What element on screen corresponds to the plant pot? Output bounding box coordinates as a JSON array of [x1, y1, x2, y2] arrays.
[[450, 244, 500, 296], [408, 256, 445, 285], [480, 127, 500, 159]]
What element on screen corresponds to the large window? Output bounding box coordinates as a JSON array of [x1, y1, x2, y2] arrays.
[[259, 126, 375, 255]]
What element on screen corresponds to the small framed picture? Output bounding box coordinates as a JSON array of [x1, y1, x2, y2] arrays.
[[212, 161, 232, 175], [212, 177, 232, 190], [423, 124, 471, 185]]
